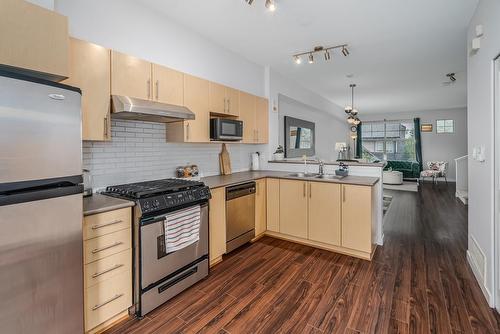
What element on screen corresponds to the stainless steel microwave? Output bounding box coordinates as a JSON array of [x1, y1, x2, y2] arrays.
[[210, 118, 243, 141]]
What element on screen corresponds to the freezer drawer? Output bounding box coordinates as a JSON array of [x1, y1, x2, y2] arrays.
[[0, 193, 83, 334], [0, 73, 82, 185]]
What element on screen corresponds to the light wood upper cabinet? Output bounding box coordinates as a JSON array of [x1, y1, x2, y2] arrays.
[[111, 51, 152, 100], [152, 64, 183, 106], [308, 182, 341, 246], [341, 185, 373, 253], [209, 187, 226, 266], [239, 91, 257, 143], [225, 87, 240, 117], [255, 179, 267, 236], [63, 38, 111, 141], [209, 82, 226, 115], [0, 0, 69, 81], [279, 179, 308, 239], [266, 178, 280, 232], [255, 97, 269, 144], [183, 74, 209, 142]]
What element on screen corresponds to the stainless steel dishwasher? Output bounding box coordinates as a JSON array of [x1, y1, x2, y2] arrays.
[[226, 181, 256, 252]]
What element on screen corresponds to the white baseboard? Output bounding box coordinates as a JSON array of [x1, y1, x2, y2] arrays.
[[467, 250, 494, 306]]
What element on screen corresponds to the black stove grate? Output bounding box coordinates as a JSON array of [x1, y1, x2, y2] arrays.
[[105, 178, 204, 199]]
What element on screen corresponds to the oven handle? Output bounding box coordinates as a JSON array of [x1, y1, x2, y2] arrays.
[[143, 203, 208, 225]]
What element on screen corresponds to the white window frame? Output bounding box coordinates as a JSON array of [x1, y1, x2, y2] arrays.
[[436, 119, 454, 134]]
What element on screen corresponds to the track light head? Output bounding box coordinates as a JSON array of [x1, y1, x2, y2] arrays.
[[265, 0, 276, 11], [245, 0, 254, 4], [342, 46, 349, 56], [345, 106, 353, 114], [308, 53, 314, 64], [446, 73, 456, 82], [324, 49, 331, 61], [294, 55, 302, 64]]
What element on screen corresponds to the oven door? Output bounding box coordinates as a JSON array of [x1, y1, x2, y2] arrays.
[[140, 203, 208, 290]]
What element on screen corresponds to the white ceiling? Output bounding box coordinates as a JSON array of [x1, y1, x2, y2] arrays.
[[137, 0, 477, 114]]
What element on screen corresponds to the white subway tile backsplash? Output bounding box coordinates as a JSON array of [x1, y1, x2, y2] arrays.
[[83, 120, 267, 188]]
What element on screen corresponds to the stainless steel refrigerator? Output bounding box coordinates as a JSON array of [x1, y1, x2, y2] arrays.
[[0, 71, 84, 333]]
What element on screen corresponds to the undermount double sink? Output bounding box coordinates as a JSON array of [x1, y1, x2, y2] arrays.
[[287, 173, 346, 180]]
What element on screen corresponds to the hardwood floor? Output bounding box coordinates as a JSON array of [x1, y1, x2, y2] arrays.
[[105, 183, 500, 334]]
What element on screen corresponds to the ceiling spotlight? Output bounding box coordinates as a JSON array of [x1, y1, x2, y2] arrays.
[[324, 49, 331, 61], [294, 55, 302, 64], [347, 115, 355, 124], [353, 117, 361, 125], [446, 73, 456, 82], [308, 53, 314, 64], [246, 0, 254, 4], [265, 0, 276, 11], [342, 46, 349, 56]]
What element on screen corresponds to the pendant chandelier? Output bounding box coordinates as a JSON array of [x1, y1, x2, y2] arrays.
[[345, 84, 361, 125]]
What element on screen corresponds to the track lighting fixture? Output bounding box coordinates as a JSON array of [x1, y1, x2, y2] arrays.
[[265, 0, 276, 11], [345, 84, 361, 125], [292, 44, 348, 65], [446, 73, 456, 82], [294, 55, 302, 64]]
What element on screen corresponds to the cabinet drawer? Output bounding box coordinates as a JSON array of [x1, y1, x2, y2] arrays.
[[84, 228, 131, 264], [84, 249, 131, 289], [83, 208, 131, 240], [85, 270, 132, 331]]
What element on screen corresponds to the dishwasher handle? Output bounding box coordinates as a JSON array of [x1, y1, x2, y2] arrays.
[[226, 182, 256, 200]]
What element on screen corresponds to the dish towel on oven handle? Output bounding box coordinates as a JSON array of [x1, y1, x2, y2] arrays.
[[164, 205, 201, 253]]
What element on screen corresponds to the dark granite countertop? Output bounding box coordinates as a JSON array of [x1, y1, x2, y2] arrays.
[[201, 170, 379, 189], [83, 194, 135, 216]]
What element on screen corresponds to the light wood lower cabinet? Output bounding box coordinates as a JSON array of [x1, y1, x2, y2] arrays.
[[308, 182, 341, 246], [279, 179, 308, 239], [209, 187, 226, 266], [255, 179, 267, 236], [341, 184, 373, 253], [266, 178, 280, 232], [83, 208, 132, 333]]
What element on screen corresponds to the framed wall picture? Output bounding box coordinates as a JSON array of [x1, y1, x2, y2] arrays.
[[421, 123, 433, 132]]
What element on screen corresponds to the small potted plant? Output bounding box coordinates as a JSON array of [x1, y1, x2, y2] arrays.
[[273, 145, 285, 161]]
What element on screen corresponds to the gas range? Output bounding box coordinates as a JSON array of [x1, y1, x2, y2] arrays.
[[104, 178, 211, 216], [102, 178, 211, 317]]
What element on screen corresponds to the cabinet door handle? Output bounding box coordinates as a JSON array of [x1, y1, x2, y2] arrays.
[[92, 293, 124, 311], [147, 79, 151, 99], [91, 241, 123, 254], [91, 219, 123, 230], [228, 99, 231, 113], [103, 116, 108, 137], [303, 182, 306, 197], [309, 183, 312, 198], [92, 263, 124, 278], [186, 123, 190, 141], [256, 129, 259, 142], [343, 186, 346, 202], [155, 80, 159, 100]]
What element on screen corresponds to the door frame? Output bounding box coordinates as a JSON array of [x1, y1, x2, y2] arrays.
[[494, 55, 500, 311]]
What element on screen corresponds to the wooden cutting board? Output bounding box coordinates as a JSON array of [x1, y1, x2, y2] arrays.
[[219, 143, 232, 175]]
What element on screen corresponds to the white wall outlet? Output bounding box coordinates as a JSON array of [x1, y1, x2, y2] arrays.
[[472, 37, 481, 51]]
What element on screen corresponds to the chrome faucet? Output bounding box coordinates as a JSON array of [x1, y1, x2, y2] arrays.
[[318, 160, 325, 176]]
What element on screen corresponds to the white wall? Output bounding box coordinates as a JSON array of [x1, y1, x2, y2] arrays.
[[55, 0, 265, 96], [264, 68, 348, 165], [362, 108, 468, 181], [26, 0, 54, 10], [467, 0, 500, 306]]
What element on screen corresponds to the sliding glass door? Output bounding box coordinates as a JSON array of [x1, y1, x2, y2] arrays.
[[361, 120, 416, 161]]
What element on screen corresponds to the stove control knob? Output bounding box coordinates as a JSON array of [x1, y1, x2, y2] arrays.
[[153, 199, 160, 208], [143, 201, 150, 210]]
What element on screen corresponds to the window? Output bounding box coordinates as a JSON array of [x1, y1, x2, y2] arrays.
[[436, 119, 454, 133], [361, 120, 416, 161]]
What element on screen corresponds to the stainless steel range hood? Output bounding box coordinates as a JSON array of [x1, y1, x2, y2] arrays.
[[111, 95, 195, 123]]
